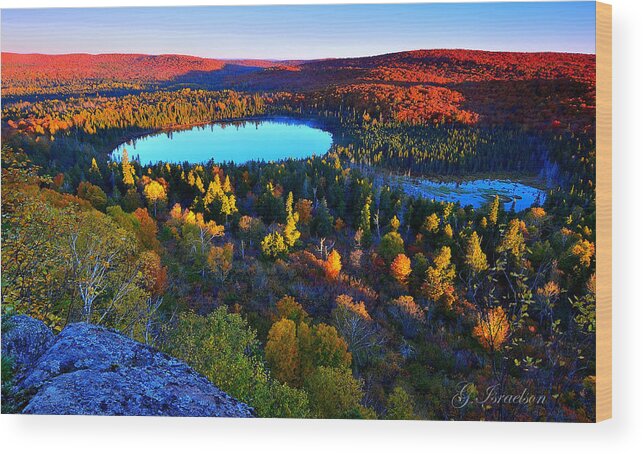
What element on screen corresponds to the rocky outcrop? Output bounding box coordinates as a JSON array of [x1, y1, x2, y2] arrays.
[[1, 316, 253, 417], [2, 315, 55, 371]]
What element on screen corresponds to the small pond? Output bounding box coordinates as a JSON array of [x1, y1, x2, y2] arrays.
[[112, 119, 333, 165], [385, 175, 547, 211]]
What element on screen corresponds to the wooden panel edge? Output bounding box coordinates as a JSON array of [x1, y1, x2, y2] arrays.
[[595, 1, 612, 423]]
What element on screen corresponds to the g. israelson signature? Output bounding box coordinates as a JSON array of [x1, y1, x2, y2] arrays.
[[451, 382, 547, 409]]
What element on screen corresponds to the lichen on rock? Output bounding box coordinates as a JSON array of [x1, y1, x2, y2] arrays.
[[1, 315, 254, 417]]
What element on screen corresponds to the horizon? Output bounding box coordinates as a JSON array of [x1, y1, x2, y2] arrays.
[[0, 48, 596, 63], [1, 3, 597, 59], [1, 46, 597, 62]]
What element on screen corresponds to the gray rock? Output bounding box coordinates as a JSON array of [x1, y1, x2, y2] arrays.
[[4, 318, 253, 417], [2, 315, 54, 373]]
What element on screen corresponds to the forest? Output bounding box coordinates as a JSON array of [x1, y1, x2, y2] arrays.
[[1, 49, 596, 421]]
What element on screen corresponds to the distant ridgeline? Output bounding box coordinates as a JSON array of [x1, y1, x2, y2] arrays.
[[1, 49, 595, 130]]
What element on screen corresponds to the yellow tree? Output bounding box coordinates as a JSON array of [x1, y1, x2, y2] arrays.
[[313, 323, 352, 371], [358, 196, 372, 245], [132, 207, 161, 252], [444, 223, 454, 239], [488, 194, 500, 226], [143, 180, 166, 217], [138, 250, 168, 344], [274, 295, 309, 324], [266, 316, 351, 388], [195, 174, 205, 194], [187, 170, 196, 187], [169, 202, 183, 220], [222, 175, 233, 193], [465, 231, 488, 275], [389, 215, 401, 232], [304, 366, 367, 419], [390, 253, 412, 285], [571, 239, 595, 268], [324, 249, 342, 280], [179, 211, 225, 277], [497, 218, 527, 263], [77, 181, 107, 211], [203, 177, 223, 207], [220, 193, 238, 224], [204, 175, 237, 223], [296, 322, 317, 381], [90, 157, 101, 175], [422, 246, 456, 309], [193, 213, 225, 252], [283, 192, 301, 248], [422, 213, 440, 235], [261, 232, 288, 260], [265, 318, 301, 386], [207, 242, 234, 282], [121, 149, 136, 187], [2, 180, 70, 329], [473, 306, 510, 351], [88, 157, 102, 185]]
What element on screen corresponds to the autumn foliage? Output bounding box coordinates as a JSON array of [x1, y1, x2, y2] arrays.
[[3, 49, 595, 130], [473, 306, 510, 351], [323, 250, 342, 280], [390, 253, 412, 285]]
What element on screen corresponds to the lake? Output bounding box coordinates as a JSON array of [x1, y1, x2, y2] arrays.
[[387, 175, 547, 211], [112, 119, 333, 165]]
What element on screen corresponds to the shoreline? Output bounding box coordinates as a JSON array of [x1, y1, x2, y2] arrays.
[[107, 114, 336, 160], [346, 161, 550, 191]]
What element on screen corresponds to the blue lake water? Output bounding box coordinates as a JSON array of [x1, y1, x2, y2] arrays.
[[113, 119, 333, 165]]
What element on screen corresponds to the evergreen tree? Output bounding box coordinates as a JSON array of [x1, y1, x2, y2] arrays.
[[312, 198, 334, 238], [379, 230, 405, 264]]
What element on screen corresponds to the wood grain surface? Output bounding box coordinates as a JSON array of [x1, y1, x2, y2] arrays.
[[596, 1, 612, 423]]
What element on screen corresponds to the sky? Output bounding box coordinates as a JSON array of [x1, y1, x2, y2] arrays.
[[1, 2, 596, 59]]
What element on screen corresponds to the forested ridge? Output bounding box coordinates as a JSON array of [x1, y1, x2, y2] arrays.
[[1, 50, 596, 421], [3, 49, 595, 129]]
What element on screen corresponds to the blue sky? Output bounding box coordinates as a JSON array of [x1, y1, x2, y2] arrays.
[[1, 2, 596, 59]]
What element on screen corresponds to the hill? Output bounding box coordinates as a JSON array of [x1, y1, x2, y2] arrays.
[[1, 49, 596, 128], [1, 52, 280, 96], [231, 49, 594, 87], [233, 49, 595, 129]]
